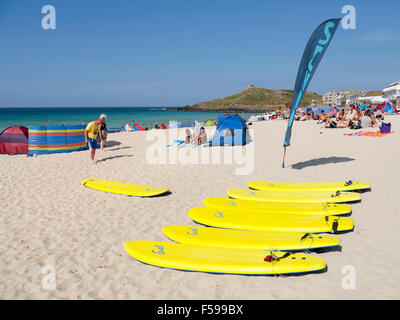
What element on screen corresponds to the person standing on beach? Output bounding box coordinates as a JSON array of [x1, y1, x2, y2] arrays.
[[100, 119, 108, 150], [85, 114, 106, 164]]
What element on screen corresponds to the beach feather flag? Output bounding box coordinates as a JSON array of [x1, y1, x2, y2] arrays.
[[282, 18, 341, 167]]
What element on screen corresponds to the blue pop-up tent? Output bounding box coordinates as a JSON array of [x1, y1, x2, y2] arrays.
[[210, 115, 248, 146]]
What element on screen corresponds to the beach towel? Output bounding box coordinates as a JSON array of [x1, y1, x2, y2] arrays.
[[360, 131, 393, 137], [166, 139, 184, 147], [179, 143, 192, 149], [345, 130, 393, 137]]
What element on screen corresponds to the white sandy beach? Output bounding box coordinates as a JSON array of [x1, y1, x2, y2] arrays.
[[1, 117, 400, 299]]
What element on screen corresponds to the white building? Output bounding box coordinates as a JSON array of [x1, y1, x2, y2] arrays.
[[337, 90, 366, 106], [383, 82, 400, 107], [322, 91, 338, 104]]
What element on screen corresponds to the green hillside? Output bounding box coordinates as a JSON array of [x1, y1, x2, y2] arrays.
[[182, 86, 322, 112]]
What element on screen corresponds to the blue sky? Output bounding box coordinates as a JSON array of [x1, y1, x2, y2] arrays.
[[0, 0, 399, 107]]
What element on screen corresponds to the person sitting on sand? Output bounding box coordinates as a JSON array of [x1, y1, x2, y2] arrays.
[[331, 106, 338, 118], [336, 109, 346, 122], [375, 108, 384, 120], [297, 111, 308, 121], [295, 109, 307, 121], [358, 111, 374, 128], [360, 110, 377, 128], [324, 117, 348, 129], [299, 111, 313, 121], [85, 114, 106, 164], [196, 127, 207, 145], [154, 122, 160, 129], [369, 111, 378, 127], [184, 128, 192, 144], [317, 110, 327, 124], [351, 108, 363, 121], [323, 116, 336, 128]]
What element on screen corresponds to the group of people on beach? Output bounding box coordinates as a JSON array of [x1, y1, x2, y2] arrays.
[[317, 106, 379, 129], [290, 102, 390, 130]]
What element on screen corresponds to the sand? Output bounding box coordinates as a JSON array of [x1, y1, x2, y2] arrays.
[[1, 116, 400, 299]]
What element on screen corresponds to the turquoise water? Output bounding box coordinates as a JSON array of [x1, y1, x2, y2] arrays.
[[0, 107, 257, 131]]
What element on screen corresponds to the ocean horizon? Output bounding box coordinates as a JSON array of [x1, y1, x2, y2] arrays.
[[0, 107, 257, 131]]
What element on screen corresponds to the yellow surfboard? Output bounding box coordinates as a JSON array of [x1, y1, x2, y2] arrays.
[[124, 240, 327, 275], [227, 188, 361, 203], [203, 197, 352, 216], [248, 180, 371, 192], [162, 226, 341, 251], [81, 178, 169, 197], [188, 207, 354, 233]]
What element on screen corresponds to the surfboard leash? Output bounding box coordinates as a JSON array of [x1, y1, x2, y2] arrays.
[[264, 249, 290, 278], [300, 233, 314, 254], [324, 216, 341, 234]]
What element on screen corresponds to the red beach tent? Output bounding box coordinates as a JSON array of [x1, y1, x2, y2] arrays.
[[0, 126, 29, 154]]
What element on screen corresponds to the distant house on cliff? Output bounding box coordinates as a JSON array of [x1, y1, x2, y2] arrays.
[[244, 84, 255, 91]]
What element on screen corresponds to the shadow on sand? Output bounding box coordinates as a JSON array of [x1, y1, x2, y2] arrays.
[[104, 140, 121, 148], [291, 156, 355, 170], [107, 146, 132, 151], [98, 154, 133, 163]]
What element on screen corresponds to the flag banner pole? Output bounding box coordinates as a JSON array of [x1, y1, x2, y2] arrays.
[[282, 18, 341, 167], [282, 146, 287, 168]]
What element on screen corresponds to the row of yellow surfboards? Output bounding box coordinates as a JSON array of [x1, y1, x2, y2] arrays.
[[105, 179, 370, 276]]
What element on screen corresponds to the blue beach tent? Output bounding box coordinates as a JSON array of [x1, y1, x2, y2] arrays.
[[210, 115, 248, 146]]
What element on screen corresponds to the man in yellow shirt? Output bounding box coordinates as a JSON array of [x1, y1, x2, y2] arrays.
[[85, 114, 106, 164]]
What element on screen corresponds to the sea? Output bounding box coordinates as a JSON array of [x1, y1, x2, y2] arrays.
[[0, 107, 258, 131]]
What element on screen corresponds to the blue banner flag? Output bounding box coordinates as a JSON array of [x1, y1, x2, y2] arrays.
[[282, 18, 340, 167]]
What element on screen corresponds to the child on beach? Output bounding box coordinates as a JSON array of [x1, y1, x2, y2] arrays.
[[85, 114, 106, 164]]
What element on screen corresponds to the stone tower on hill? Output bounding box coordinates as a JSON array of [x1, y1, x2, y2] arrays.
[[244, 84, 255, 91]]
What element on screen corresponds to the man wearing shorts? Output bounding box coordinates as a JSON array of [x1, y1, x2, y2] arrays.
[[85, 114, 106, 164]]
